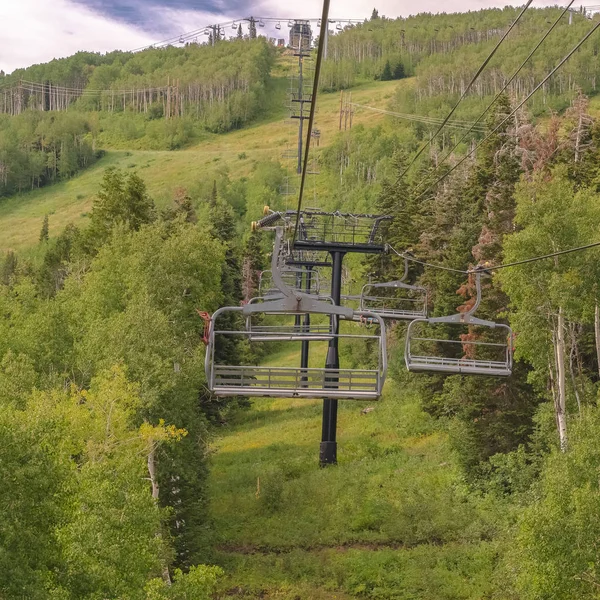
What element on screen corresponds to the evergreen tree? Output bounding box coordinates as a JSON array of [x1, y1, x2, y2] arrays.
[[380, 60, 392, 81], [249, 18, 257, 39], [1, 251, 17, 285], [242, 230, 265, 301], [371, 8, 379, 19], [39, 214, 49, 243], [393, 61, 405, 79], [206, 190, 243, 418], [363, 149, 417, 283], [237, 24, 243, 39]]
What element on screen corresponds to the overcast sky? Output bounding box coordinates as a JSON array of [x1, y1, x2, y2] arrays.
[[0, 0, 571, 74]]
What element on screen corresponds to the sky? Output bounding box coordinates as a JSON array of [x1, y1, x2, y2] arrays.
[[0, 0, 572, 74]]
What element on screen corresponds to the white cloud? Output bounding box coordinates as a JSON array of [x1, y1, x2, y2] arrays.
[[0, 0, 155, 73], [252, 0, 573, 21], [0, 0, 582, 74]]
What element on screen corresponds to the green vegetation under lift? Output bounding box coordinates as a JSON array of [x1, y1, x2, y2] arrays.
[[405, 271, 513, 376]]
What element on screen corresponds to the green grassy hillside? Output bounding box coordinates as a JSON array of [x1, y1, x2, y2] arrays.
[[0, 77, 400, 253]]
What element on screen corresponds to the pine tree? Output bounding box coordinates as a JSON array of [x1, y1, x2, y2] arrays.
[[371, 8, 379, 19], [242, 230, 265, 301], [393, 62, 405, 79], [237, 24, 243, 39], [210, 179, 218, 208], [206, 192, 243, 417], [380, 60, 392, 81], [39, 214, 49, 243], [249, 18, 257, 39], [1, 251, 17, 285], [363, 150, 416, 283]]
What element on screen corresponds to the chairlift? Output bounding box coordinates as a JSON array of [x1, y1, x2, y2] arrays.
[[288, 20, 294, 27], [232, 21, 237, 29], [336, 21, 343, 30], [276, 21, 281, 30], [244, 296, 336, 342], [259, 267, 322, 297], [405, 271, 513, 376], [360, 256, 428, 320], [317, 19, 321, 27], [179, 35, 185, 43], [259, 19, 265, 27], [203, 229, 388, 399]]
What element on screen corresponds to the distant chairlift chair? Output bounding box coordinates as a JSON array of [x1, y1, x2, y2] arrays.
[[360, 256, 428, 320], [205, 229, 388, 399], [405, 271, 513, 376]]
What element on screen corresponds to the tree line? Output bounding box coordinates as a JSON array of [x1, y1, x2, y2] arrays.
[[0, 39, 275, 133], [320, 6, 598, 105]]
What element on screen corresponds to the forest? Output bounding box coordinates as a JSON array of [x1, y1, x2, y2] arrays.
[[0, 39, 274, 196], [3, 4, 600, 598]]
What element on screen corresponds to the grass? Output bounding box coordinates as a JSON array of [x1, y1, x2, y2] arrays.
[[204, 347, 505, 598], [0, 76, 402, 253]]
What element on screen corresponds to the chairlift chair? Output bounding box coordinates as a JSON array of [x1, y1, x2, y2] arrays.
[[204, 229, 388, 399], [360, 256, 428, 320], [259, 267, 321, 297], [336, 22, 343, 30], [244, 295, 336, 342], [232, 21, 237, 29], [405, 271, 513, 376], [276, 21, 281, 30]]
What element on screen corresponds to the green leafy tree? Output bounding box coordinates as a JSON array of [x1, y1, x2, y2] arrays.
[[510, 406, 600, 599], [89, 168, 155, 243]]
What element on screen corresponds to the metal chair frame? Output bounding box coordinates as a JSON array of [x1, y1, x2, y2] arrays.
[[258, 267, 322, 297], [405, 272, 513, 377], [360, 257, 428, 320], [205, 228, 388, 399]]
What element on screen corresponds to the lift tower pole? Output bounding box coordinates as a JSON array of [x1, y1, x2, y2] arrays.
[[321, 250, 344, 465], [292, 210, 391, 466]]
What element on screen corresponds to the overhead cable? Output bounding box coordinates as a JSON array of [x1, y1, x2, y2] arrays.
[[411, 16, 600, 204], [400, 0, 534, 178], [350, 103, 488, 132], [387, 245, 470, 274], [292, 0, 331, 244], [388, 240, 600, 276], [480, 242, 600, 272]]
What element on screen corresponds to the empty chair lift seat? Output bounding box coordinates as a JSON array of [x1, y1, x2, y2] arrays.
[[206, 306, 387, 400]]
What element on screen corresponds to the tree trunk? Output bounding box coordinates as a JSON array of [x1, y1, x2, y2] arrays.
[[554, 308, 568, 451], [594, 302, 600, 378], [147, 446, 172, 585]]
